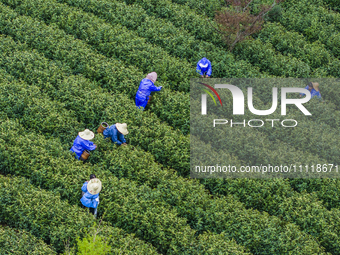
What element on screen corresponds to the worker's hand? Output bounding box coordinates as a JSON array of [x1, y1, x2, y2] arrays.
[[299, 95, 302, 98], [159, 86, 163, 89], [201, 75, 204, 78], [205, 75, 210, 78], [94, 144, 97, 148], [122, 143, 127, 146]]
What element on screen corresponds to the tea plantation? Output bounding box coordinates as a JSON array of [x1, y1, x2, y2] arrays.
[[0, 0, 339, 254]]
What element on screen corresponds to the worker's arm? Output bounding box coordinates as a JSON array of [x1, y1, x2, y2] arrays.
[[112, 127, 122, 145], [196, 63, 203, 76], [149, 84, 162, 92], [81, 182, 88, 193], [299, 85, 309, 97], [206, 62, 212, 77], [81, 140, 96, 151], [118, 132, 126, 144]]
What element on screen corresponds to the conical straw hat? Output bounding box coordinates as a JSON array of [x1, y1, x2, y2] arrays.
[[87, 178, 102, 195], [116, 123, 129, 135], [79, 129, 95, 140], [312, 82, 320, 92]]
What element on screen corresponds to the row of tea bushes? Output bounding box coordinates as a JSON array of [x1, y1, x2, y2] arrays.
[[0, 225, 57, 255], [196, 144, 340, 254], [0, 70, 323, 254], [0, 0, 193, 92], [280, 0, 340, 57], [0, 120, 327, 254], [124, 0, 223, 43], [289, 179, 340, 210], [0, 119, 253, 254], [126, 0, 315, 78], [257, 22, 340, 76], [54, 0, 267, 79], [0, 2, 191, 134], [208, 88, 340, 165], [0, 34, 190, 173], [0, 174, 159, 254]]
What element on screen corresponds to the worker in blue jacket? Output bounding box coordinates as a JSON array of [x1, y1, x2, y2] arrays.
[[103, 123, 129, 146], [196, 57, 212, 78], [300, 82, 321, 99], [70, 129, 96, 160], [135, 72, 162, 110], [81, 174, 102, 217]]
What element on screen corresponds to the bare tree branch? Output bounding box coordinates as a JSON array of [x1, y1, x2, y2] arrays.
[[214, 0, 284, 50]]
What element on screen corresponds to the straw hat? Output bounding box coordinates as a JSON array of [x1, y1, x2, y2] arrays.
[[312, 82, 320, 92], [79, 129, 95, 140], [116, 123, 129, 135], [87, 178, 102, 195]]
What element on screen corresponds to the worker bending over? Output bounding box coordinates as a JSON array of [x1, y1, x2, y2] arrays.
[[103, 123, 129, 146], [70, 129, 96, 160], [81, 174, 102, 217], [135, 72, 162, 110], [196, 57, 212, 78], [300, 82, 321, 99]]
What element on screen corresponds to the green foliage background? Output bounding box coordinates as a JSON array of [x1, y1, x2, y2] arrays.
[[0, 0, 339, 254]]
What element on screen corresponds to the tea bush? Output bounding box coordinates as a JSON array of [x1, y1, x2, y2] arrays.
[[0, 2, 190, 134], [54, 0, 267, 79], [0, 119, 328, 254], [280, 0, 340, 57], [0, 34, 190, 173], [0, 74, 326, 253], [1, 0, 193, 92], [0, 226, 57, 255], [126, 0, 315, 78], [0, 175, 159, 254], [0, 119, 253, 254]]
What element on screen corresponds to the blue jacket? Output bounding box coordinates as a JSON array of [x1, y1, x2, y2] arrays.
[[135, 78, 162, 109], [70, 135, 96, 160], [103, 124, 126, 145], [300, 85, 322, 99], [196, 58, 212, 76], [80, 182, 99, 208]]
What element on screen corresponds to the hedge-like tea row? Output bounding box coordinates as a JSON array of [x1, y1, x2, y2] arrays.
[[257, 22, 340, 77], [0, 70, 326, 254], [0, 3, 190, 134], [232, 39, 313, 77], [0, 119, 256, 254], [0, 74, 255, 253], [125, 0, 315, 78], [52, 0, 267, 79], [0, 0, 193, 92], [1, 78, 335, 253], [0, 34, 190, 173], [209, 88, 340, 165], [125, 0, 223, 42], [197, 144, 340, 254], [0, 121, 327, 254], [289, 179, 340, 210], [0, 70, 85, 142], [170, 0, 223, 18], [280, 0, 340, 57], [0, 175, 159, 254], [0, 226, 57, 255]]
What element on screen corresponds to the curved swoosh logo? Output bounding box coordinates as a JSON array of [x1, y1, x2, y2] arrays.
[[197, 82, 223, 107]]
